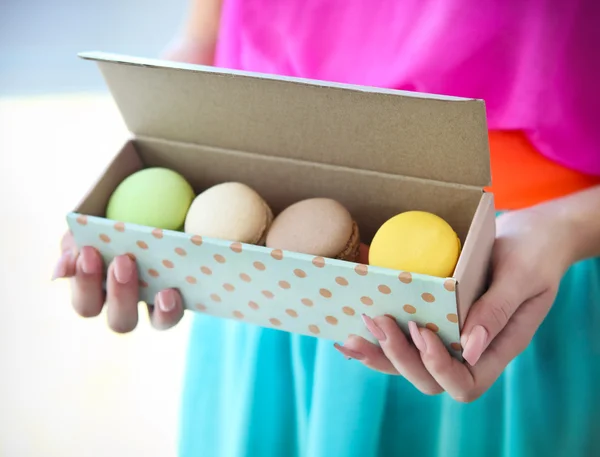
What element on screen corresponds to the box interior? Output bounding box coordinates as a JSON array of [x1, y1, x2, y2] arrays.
[[76, 138, 484, 245]]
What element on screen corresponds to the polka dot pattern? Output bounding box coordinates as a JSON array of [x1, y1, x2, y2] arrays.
[[312, 257, 325, 268], [240, 273, 252, 282], [398, 272, 412, 284], [444, 279, 456, 292], [361, 296, 374, 306], [320, 288, 332, 298], [421, 293, 436, 303], [262, 290, 274, 299], [378, 285, 391, 295], [403, 304, 416, 314], [325, 316, 338, 325], [67, 213, 463, 358], [294, 269, 307, 278], [335, 277, 349, 286], [342, 306, 355, 316], [354, 264, 368, 276], [426, 323, 439, 333]]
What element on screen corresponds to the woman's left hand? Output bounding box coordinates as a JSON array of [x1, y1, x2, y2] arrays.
[[335, 205, 575, 402]]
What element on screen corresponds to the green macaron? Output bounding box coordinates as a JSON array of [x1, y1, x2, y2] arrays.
[[106, 167, 195, 230]]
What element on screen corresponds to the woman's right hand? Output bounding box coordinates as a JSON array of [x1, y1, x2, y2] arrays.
[[53, 232, 185, 333]]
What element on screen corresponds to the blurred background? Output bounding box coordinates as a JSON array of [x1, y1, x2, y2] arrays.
[[1, 1, 193, 456]]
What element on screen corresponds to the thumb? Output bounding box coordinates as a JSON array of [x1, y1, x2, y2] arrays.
[[459, 264, 533, 366]]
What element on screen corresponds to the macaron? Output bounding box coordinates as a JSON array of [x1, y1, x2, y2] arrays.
[[106, 167, 195, 230], [369, 211, 461, 277], [184, 182, 273, 244], [266, 198, 360, 261]]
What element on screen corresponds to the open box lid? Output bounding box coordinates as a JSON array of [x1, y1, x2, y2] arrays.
[[80, 52, 491, 187]]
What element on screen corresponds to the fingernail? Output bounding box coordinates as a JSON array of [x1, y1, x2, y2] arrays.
[[51, 251, 70, 280], [462, 325, 488, 366], [333, 343, 364, 360], [362, 314, 386, 341], [157, 289, 176, 313], [80, 247, 99, 275], [409, 321, 427, 352], [113, 255, 133, 284], [460, 332, 469, 349]]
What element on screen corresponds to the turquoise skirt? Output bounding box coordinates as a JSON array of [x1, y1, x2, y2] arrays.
[[178, 255, 600, 457]]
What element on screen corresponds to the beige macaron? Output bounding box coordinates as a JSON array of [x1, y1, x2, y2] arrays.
[[266, 198, 360, 261], [184, 182, 273, 244]]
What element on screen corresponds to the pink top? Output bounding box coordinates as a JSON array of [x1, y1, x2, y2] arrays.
[[214, 0, 600, 176]]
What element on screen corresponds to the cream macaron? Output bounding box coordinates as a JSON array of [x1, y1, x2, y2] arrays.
[[184, 182, 273, 245], [266, 198, 360, 261]]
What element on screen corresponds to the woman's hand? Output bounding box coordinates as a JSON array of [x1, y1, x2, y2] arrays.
[[52, 232, 185, 333], [335, 203, 577, 402]]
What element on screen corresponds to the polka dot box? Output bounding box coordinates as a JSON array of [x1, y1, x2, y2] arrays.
[[67, 52, 497, 361]]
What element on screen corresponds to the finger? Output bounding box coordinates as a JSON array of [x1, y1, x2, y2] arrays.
[[417, 292, 552, 403], [148, 289, 185, 330], [460, 264, 533, 365], [368, 316, 443, 395], [70, 246, 105, 318], [52, 249, 76, 280], [335, 335, 400, 375], [471, 291, 552, 386], [106, 255, 139, 333], [53, 232, 78, 280], [413, 325, 476, 402], [60, 231, 75, 253]]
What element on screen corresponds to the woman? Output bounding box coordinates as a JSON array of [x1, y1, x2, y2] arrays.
[[54, 1, 600, 455]]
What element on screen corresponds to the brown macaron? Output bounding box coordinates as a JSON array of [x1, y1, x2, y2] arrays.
[[266, 198, 360, 261]]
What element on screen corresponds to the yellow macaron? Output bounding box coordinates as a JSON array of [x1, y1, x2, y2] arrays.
[[369, 211, 461, 277]]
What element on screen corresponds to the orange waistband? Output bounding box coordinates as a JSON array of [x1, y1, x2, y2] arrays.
[[484, 131, 600, 210]]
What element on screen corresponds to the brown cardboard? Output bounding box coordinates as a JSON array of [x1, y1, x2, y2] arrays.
[[68, 51, 497, 354], [79, 52, 491, 188], [454, 192, 496, 327]]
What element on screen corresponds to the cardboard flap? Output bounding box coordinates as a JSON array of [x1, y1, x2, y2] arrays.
[[80, 51, 491, 187]]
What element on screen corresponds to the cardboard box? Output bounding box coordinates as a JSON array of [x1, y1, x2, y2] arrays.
[[68, 52, 496, 359]]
